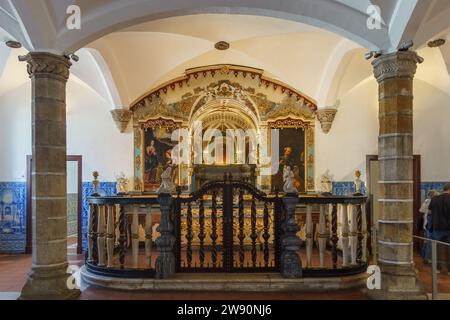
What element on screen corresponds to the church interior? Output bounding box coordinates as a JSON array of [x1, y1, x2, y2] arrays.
[[0, 0, 450, 301]]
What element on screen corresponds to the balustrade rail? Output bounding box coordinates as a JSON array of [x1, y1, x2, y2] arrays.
[[295, 197, 368, 276], [85, 181, 368, 279], [86, 196, 160, 278]]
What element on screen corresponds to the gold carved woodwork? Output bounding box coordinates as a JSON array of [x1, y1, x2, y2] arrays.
[[140, 117, 182, 130]]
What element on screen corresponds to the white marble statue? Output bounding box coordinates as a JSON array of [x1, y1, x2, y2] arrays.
[[116, 172, 129, 194], [354, 170, 363, 194], [320, 170, 333, 194], [157, 167, 176, 194], [283, 166, 298, 193]]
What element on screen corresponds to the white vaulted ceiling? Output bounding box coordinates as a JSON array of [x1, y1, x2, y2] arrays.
[[1, 0, 450, 109], [2, 0, 450, 53]]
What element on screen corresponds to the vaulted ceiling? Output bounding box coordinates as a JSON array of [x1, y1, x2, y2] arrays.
[[1, 0, 450, 110]]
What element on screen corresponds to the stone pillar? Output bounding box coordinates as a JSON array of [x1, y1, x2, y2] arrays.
[[280, 195, 302, 278], [371, 51, 426, 299], [19, 52, 80, 300], [155, 194, 176, 279]]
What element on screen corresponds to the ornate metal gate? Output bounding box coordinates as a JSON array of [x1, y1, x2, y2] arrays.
[[174, 174, 282, 272]]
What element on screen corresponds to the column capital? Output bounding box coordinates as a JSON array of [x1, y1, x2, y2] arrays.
[[316, 108, 338, 134], [19, 52, 71, 81], [372, 51, 423, 83], [111, 108, 132, 133]]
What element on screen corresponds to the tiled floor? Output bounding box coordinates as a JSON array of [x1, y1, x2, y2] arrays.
[[0, 244, 449, 300]]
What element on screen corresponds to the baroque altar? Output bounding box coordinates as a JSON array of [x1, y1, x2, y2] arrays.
[[130, 64, 317, 194]]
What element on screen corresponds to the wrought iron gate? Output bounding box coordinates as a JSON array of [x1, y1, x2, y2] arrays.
[[174, 174, 282, 272]]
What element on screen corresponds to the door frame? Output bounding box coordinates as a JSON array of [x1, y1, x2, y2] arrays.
[[366, 154, 421, 252], [26, 155, 83, 254]]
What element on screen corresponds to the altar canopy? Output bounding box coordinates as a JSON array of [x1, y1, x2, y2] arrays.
[[131, 65, 316, 193]]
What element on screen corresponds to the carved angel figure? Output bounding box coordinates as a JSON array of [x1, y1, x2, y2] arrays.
[[283, 166, 298, 194], [354, 170, 363, 194], [116, 172, 129, 194], [320, 170, 333, 194], [156, 167, 176, 194]]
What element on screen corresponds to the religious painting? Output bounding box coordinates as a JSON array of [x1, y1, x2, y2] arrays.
[[271, 127, 306, 193], [143, 125, 179, 192]]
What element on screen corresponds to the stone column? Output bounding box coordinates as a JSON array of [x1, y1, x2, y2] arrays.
[[371, 51, 425, 299], [19, 52, 80, 300]]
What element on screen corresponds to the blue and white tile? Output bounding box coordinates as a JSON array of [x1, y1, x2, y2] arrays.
[[0, 182, 26, 253], [332, 181, 366, 196]]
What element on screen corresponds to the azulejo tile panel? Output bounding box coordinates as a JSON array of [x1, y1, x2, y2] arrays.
[[0, 182, 26, 253], [332, 182, 366, 196], [420, 182, 450, 201]]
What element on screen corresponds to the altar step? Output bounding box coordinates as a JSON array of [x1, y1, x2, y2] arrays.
[[81, 266, 367, 292]]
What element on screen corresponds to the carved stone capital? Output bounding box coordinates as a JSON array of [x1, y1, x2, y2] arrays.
[[316, 108, 337, 134], [19, 52, 71, 81], [111, 109, 132, 133], [372, 51, 424, 83]]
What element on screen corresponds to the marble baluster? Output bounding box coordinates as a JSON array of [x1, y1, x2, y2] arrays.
[[341, 204, 350, 267], [350, 205, 358, 265], [361, 203, 368, 263], [97, 205, 107, 267], [331, 204, 338, 269], [305, 204, 313, 267], [131, 205, 139, 268], [318, 204, 327, 268], [106, 205, 115, 268], [145, 206, 153, 268], [87, 204, 95, 263]]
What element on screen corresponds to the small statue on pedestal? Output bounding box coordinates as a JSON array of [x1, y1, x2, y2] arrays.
[[157, 167, 176, 194], [116, 172, 129, 196], [92, 171, 100, 196], [283, 166, 298, 194], [320, 170, 333, 195], [354, 170, 363, 196]]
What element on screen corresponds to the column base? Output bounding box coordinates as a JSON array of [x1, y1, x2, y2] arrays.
[[366, 263, 427, 300], [19, 264, 81, 300]]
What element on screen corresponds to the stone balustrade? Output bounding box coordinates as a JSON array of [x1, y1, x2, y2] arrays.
[[294, 196, 368, 276], [85, 193, 367, 279]]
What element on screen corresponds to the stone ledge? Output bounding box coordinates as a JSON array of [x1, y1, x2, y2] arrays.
[[81, 266, 367, 293]]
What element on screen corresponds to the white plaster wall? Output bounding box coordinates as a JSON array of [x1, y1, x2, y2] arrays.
[[0, 78, 133, 183], [315, 77, 450, 185], [66, 80, 134, 182], [413, 79, 450, 182], [0, 82, 32, 181], [315, 78, 379, 184]]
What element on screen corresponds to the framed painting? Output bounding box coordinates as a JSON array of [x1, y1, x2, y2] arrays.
[[134, 118, 183, 193], [268, 117, 315, 193]]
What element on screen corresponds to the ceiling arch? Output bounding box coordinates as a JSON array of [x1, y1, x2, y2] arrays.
[[7, 0, 394, 53]]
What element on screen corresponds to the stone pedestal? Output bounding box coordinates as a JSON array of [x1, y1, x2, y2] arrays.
[[19, 52, 80, 300], [280, 195, 302, 278], [370, 51, 426, 300], [155, 194, 176, 279]]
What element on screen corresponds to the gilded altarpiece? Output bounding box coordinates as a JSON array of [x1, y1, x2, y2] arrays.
[[131, 65, 317, 193]]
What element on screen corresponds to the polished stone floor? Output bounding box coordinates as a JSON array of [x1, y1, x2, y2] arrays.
[[0, 236, 449, 300]]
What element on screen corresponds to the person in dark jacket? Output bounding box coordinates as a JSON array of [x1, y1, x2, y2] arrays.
[[429, 184, 450, 273]]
